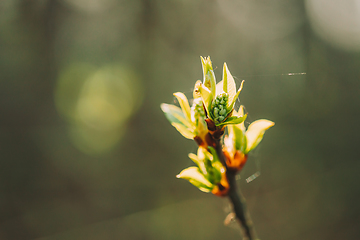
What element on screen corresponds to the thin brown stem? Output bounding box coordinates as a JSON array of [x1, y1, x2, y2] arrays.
[[213, 138, 257, 240]]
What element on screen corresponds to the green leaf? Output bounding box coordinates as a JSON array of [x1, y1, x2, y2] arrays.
[[177, 167, 213, 192], [217, 114, 247, 126], [245, 119, 275, 153], [207, 147, 224, 183], [236, 105, 246, 132], [232, 124, 247, 153], [207, 147, 219, 163]]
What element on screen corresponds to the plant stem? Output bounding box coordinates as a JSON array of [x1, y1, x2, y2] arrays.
[[214, 138, 257, 240]]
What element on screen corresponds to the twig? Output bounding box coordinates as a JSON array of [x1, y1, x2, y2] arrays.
[[213, 138, 257, 240]]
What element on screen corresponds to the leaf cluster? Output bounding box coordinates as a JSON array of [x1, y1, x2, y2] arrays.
[[161, 57, 274, 195]]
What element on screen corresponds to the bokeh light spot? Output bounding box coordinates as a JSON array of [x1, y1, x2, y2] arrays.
[[55, 63, 143, 155], [306, 0, 360, 51]]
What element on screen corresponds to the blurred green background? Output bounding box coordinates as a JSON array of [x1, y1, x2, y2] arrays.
[[1, 0, 360, 239]]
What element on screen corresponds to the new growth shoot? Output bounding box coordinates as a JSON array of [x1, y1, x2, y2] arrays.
[[161, 57, 274, 240]]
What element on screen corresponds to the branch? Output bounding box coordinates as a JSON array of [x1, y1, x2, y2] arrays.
[[213, 138, 257, 240]]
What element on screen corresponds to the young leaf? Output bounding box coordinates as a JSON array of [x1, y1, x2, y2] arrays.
[[196, 83, 213, 115], [223, 63, 236, 104], [245, 119, 275, 153], [172, 123, 195, 139], [177, 167, 213, 192], [228, 80, 244, 110], [236, 105, 246, 132], [161, 103, 193, 129], [217, 114, 247, 126], [161, 103, 183, 124], [173, 92, 191, 123], [188, 153, 207, 175], [216, 80, 224, 95], [231, 124, 247, 154], [201, 56, 216, 96]]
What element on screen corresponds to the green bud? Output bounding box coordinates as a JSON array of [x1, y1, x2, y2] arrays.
[[219, 108, 227, 116], [191, 98, 205, 122], [213, 107, 219, 117], [211, 93, 230, 124]]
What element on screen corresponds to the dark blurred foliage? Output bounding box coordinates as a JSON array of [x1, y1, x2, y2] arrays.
[[0, 0, 360, 239]]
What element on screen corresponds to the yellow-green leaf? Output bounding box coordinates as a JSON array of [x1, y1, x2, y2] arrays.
[[224, 128, 236, 156], [232, 124, 247, 153], [223, 63, 236, 103], [173, 92, 191, 123], [228, 80, 244, 110], [217, 114, 247, 126], [245, 119, 275, 153], [193, 80, 202, 99], [161, 103, 184, 124], [188, 152, 207, 175], [235, 105, 246, 132], [207, 147, 224, 182], [216, 80, 224, 96], [201, 56, 213, 77], [196, 83, 213, 115], [161, 103, 193, 130], [201, 56, 216, 93], [195, 115, 208, 137], [172, 123, 195, 139], [177, 167, 213, 192], [188, 153, 200, 165]]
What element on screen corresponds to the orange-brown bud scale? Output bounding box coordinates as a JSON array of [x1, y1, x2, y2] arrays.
[[211, 128, 225, 140], [194, 136, 205, 147], [205, 118, 216, 131], [204, 132, 216, 148], [211, 172, 230, 197], [205, 119, 225, 139], [223, 149, 248, 172]]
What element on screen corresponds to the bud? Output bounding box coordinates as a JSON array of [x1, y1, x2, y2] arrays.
[[211, 93, 229, 124], [161, 84, 210, 146], [201, 56, 216, 96], [177, 146, 229, 195], [196, 57, 247, 128], [223, 105, 274, 171]]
